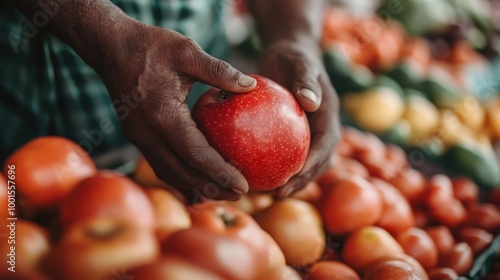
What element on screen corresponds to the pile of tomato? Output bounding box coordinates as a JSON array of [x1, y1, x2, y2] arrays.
[[1, 131, 499, 280]]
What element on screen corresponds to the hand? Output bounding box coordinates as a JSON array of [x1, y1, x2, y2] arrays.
[[97, 21, 257, 202], [258, 38, 341, 197]]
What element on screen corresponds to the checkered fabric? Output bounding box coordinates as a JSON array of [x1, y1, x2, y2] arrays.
[[0, 0, 228, 164]]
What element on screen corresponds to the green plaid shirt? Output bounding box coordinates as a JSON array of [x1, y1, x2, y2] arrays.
[[0, 0, 228, 166]]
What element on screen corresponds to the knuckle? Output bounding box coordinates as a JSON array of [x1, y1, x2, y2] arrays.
[[186, 146, 213, 171], [210, 60, 233, 80]]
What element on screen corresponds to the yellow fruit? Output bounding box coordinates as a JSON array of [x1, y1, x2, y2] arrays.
[[403, 95, 440, 140], [485, 98, 500, 140], [453, 96, 485, 131], [436, 109, 476, 147], [351, 87, 404, 133]]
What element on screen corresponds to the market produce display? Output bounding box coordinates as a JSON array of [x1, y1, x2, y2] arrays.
[[1, 125, 499, 279], [2, 2, 500, 280]]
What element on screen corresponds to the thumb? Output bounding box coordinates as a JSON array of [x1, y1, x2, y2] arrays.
[[190, 51, 256, 93], [290, 61, 322, 112]]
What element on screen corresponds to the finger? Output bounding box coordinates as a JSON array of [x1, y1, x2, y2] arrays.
[[153, 100, 250, 196], [140, 144, 241, 202], [290, 60, 322, 112], [184, 48, 256, 93]]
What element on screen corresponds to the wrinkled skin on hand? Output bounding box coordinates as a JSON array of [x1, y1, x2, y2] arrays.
[[99, 22, 257, 202], [258, 39, 341, 197]]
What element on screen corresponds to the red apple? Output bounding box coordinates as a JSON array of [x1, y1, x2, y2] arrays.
[[192, 75, 310, 191]]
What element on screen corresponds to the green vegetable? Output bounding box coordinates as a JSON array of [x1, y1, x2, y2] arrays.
[[419, 78, 460, 108]]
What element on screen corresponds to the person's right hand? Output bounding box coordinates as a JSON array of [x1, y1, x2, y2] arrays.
[[97, 20, 257, 202]]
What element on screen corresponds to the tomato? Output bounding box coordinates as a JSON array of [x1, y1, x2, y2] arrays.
[[321, 176, 383, 235], [430, 198, 466, 227], [385, 144, 408, 171], [0, 220, 50, 273], [425, 226, 455, 258], [291, 180, 321, 203], [395, 228, 438, 270], [308, 261, 360, 280], [427, 267, 459, 280], [451, 177, 479, 207], [316, 158, 369, 190], [130, 255, 224, 280], [60, 171, 156, 231], [340, 158, 371, 179], [456, 227, 493, 255], [439, 242, 473, 276], [0, 173, 9, 221], [47, 218, 159, 280], [144, 188, 191, 241], [370, 177, 414, 234], [254, 265, 302, 280], [388, 168, 426, 202], [363, 254, 429, 280], [262, 231, 286, 270], [463, 203, 500, 233], [225, 192, 274, 215], [422, 175, 454, 209], [342, 226, 404, 274], [254, 198, 325, 267], [412, 207, 429, 228], [162, 227, 260, 280], [3, 136, 96, 213]]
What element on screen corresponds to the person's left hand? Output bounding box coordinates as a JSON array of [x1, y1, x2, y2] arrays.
[[258, 38, 341, 197]]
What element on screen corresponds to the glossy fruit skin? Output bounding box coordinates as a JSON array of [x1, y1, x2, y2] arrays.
[[60, 172, 156, 231], [321, 176, 383, 235], [456, 227, 493, 256], [451, 177, 479, 207], [192, 75, 310, 191], [363, 254, 429, 280], [130, 255, 224, 280], [3, 136, 96, 212], [48, 219, 159, 280], [370, 177, 414, 234], [395, 228, 438, 270], [308, 261, 360, 280], [427, 267, 459, 280], [439, 242, 473, 276], [253, 198, 325, 267], [342, 226, 404, 274], [463, 203, 500, 233], [0, 220, 50, 273], [425, 226, 455, 257]]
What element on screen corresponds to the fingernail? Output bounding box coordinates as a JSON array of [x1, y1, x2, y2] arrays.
[[231, 188, 245, 195], [238, 75, 256, 87], [298, 88, 318, 104]]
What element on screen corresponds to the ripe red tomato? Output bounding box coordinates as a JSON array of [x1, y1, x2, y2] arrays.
[[439, 242, 473, 276], [370, 177, 414, 234], [430, 198, 466, 227], [60, 171, 156, 231], [427, 267, 459, 280], [321, 176, 383, 235], [425, 226, 455, 257], [395, 228, 438, 270], [451, 177, 479, 207], [422, 174, 454, 209], [412, 207, 429, 228], [385, 144, 408, 171], [342, 226, 404, 274], [308, 261, 360, 280], [363, 254, 429, 280], [291, 180, 321, 203], [388, 168, 426, 202], [3, 136, 96, 212], [0, 219, 50, 273], [463, 203, 500, 233], [192, 75, 310, 191], [254, 265, 302, 280], [47, 219, 159, 280], [456, 227, 493, 255], [130, 255, 224, 280]]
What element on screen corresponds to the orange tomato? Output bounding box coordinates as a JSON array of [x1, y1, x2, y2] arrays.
[[427, 267, 459, 280], [370, 177, 414, 234], [463, 203, 500, 233], [342, 226, 404, 274], [3, 136, 96, 213], [439, 242, 473, 276], [291, 180, 321, 203], [430, 198, 466, 227], [321, 176, 383, 235], [422, 175, 454, 209], [451, 177, 479, 207], [456, 227, 493, 256], [308, 261, 360, 280], [60, 171, 156, 231], [425, 226, 455, 257], [388, 168, 426, 202], [396, 228, 438, 270], [363, 254, 429, 280]]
